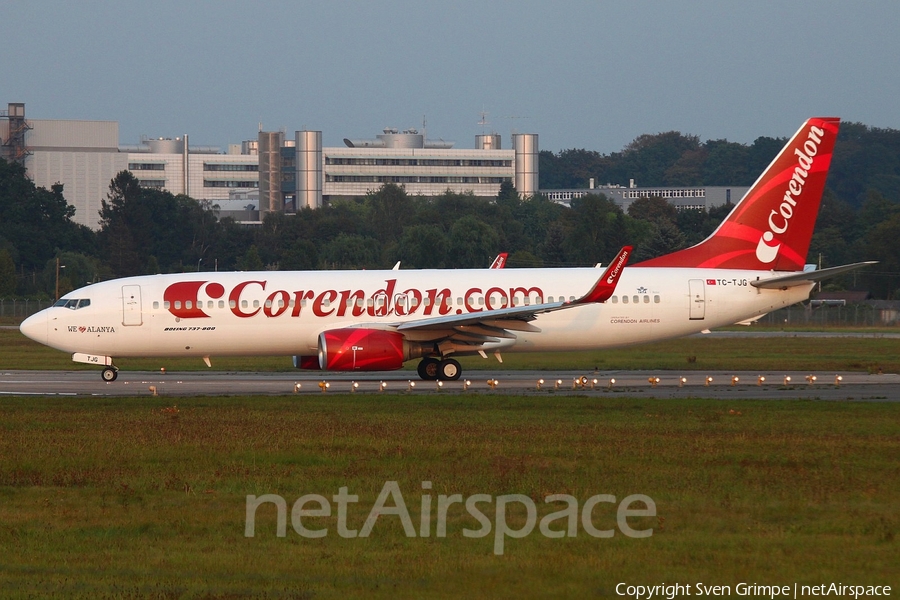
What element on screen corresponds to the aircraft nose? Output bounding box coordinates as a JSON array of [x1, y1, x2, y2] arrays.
[[19, 311, 49, 345]]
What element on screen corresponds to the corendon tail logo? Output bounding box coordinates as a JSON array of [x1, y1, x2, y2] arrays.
[[163, 279, 545, 320], [606, 248, 630, 284], [755, 124, 825, 264]]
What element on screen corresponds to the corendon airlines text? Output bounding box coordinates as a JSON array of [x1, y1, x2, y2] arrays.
[[164, 279, 546, 320]]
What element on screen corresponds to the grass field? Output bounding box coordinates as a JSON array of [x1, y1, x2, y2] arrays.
[[0, 393, 897, 598], [2, 328, 898, 374]]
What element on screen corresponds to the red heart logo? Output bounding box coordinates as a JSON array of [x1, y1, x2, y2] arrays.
[[78, 326, 86, 333]]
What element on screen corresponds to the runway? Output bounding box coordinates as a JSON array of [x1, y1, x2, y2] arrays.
[[1, 369, 897, 400]]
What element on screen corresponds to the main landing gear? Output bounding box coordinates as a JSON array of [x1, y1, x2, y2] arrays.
[[416, 357, 462, 381], [101, 366, 119, 382]]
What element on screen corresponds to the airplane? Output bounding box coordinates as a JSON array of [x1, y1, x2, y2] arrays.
[[20, 117, 875, 383], [490, 253, 508, 269]]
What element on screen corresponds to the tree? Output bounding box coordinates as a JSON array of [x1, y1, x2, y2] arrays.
[[321, 234, 380, 269], [447, 215, 499, 268], [863, 213, 900, 298], [98, 171, 227, 275], [366, 183, 411, 246], [702, 140, 751, 185], [633, 221, 687, 262], [280, 239, 319, 271], [0, 159, 94, 271], [237, 245, 265, 271], [0, 249, 15, 296], [398, 224, 449, 269], [627, 196, 678, 226], [563, 194, 631, 264]]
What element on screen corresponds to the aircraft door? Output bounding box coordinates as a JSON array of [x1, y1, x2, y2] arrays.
[[688, 279, 705, 320], [122, 285, 143, 326]]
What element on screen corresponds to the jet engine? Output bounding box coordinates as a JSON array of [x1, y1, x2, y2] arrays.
[[316, 328, 428, 371]]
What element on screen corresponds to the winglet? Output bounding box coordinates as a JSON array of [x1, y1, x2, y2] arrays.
[[490, 253, 508, 269], [571, 246, 632, 304]]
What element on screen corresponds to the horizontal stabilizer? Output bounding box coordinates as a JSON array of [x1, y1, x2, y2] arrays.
[[751, 261, 877, 290]]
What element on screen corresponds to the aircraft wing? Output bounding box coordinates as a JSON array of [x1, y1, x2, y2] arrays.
[[750, 261, 876, 290], [383, 246, 632, 354]]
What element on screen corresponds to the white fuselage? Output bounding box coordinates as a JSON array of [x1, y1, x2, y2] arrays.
[[23, 267, 811, 362]]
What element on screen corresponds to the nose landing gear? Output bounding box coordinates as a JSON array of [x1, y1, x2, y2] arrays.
[[101, 367, 119, 382]]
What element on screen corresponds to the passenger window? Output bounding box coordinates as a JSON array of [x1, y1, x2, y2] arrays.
[[185, 301, 193, 309], [654, 295, 660, 303], [164, 301, 171, 310], [175, 301, 182, 310], [611, 296, 618, 304], [218, 300, 225, 309], [230, 300, 236, 309], [633, 295, 639, 304], [622, 296, 629, 304], [643, 296, 649, 303], [153, 301, 159, 310]]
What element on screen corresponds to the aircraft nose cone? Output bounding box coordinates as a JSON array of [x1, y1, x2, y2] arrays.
[[19, 311, 48, 345]]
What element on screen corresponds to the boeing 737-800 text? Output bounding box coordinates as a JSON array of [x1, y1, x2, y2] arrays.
[[20, 117, 873, 382]]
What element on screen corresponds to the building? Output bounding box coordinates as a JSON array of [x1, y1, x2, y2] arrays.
[[260, 128, 536, 212], [541, 182, 749, 213], [1, 103, 261, 229], [2, 103, 538, 229], [3, 100, 747, 229]]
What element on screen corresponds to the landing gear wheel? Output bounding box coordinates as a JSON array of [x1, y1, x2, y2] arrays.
[[438, 358, 462, 381], [101, 367, 118, 382], [417, 357, 440, 381]]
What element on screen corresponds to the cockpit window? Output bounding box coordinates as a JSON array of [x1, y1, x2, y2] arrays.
[[53, 298, 91, 310]]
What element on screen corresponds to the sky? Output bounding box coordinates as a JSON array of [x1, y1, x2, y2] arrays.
[[3, 1, 899, 154]]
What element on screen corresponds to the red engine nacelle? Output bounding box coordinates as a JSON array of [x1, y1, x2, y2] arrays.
[[318, 328, 421, 371]]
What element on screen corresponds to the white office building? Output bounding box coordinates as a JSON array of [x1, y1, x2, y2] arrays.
[[3, 103, 536, 229]]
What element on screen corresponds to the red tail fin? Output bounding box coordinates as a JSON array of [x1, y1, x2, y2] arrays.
[[634, 117, 840, 271]]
